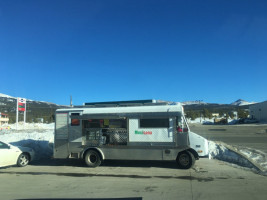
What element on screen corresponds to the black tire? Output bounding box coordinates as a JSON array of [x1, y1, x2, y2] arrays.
[[176, 151, 195, 169], [17, 153, 30, 167], [85, 150, 101, 167]]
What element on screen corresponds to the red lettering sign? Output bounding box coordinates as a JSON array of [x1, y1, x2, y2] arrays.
[[143, 131, 152, 135], [18, 103, 26, 111]]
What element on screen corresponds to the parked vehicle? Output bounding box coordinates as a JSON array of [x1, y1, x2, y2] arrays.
[[0, 141, 35, 167], [239, 118, 259, 124], [54, 100, 208, 169], [214, 118, 228, 125]]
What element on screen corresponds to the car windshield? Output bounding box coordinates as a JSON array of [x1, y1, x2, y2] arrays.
[[0, 141, 9, 149]]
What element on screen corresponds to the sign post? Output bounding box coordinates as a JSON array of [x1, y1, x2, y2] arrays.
[[16, 98, 27, 130], [16, 99, 18, 130]]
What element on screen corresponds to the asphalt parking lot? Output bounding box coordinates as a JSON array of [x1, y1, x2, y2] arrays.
[[0, 157, 267, 200], [190, 123, 267, 154]]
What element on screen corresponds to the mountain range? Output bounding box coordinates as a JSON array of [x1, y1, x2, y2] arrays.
[[230, 99, 257, 106], [0, 93, 67, 123], [182, 99, 256, 106], [0, 93, 257, 123]]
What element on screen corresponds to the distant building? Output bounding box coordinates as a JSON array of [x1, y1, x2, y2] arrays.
[[249, 101, 267, 122], [0, 112, 9, 125], [232, 111, 238, 119], [212, 113, 220, 118], [36, 118, 44, 123]]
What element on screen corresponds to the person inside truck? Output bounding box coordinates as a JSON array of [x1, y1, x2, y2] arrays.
[[177, 126, 183, 133]]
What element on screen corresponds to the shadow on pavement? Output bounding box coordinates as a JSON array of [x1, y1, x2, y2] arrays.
[[31, 158, 179, 169], [16, 198, 142, 200]]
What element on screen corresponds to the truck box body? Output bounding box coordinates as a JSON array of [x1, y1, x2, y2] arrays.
[[53, 102, 206, 168]]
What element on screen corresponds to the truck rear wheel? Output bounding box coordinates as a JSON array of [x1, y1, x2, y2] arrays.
[[176, 151, 195, 169], [85, 150, 101, 167]]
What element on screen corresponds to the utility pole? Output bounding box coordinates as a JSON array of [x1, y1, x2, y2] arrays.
[[70, 95, 73, 107], [197, 100, 203, 123], [16, 98, 18, 130], [24, 100, 26, 129]]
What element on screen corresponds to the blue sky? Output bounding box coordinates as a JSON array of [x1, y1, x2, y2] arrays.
[[0, 0, 266, 105]]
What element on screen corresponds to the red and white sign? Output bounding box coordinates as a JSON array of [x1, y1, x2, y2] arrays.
[[17, 98, 26, 111], [18, 98, 26, 103]]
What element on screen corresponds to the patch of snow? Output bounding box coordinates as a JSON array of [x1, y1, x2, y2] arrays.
[[0, 93, 16, 98], [187, 117, 237, 125], [7, 99, 15, 102], [231, 99, 257, 106], [0, 93, 60, 105], [182, 101, 207, 105], [209, 141, 254, 168], [209, 141, 267, 175], [38, 101, 60, 106], [0, 123, 54, 160], [188, 117, 214, 124], [6, 122, 54, 130], [238, 148, 267, 171]]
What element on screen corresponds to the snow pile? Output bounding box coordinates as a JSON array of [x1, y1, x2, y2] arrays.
[[6, 122, 54, 130], [209, 141, 254, 168], [209, 141, 267, 175], [0, 123, 54, 160], [239, 148, 267, 171], [188, 118, 214, 124], [188, 117, 236, 125]]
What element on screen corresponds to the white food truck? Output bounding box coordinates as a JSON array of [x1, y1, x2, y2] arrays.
[[53, 100, 208, 169]]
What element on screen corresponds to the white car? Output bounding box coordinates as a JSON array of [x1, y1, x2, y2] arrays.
[[0, 141, 35, 168]]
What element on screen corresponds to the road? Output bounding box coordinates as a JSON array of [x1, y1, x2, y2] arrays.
[[0, 158, 267, 200], [190, 123, 267, 154]]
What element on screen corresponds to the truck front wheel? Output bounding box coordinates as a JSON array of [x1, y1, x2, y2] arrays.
[[176, 151, 195, 169], [85, 150, 101, 167]]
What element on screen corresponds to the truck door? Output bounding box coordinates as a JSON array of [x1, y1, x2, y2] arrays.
[[176, 116, 190, 146], [54, 112, 69, 158], [68, 112, 83, 156]]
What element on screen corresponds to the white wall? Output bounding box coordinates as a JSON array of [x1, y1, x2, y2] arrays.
[[249, 101, 267, 122]]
